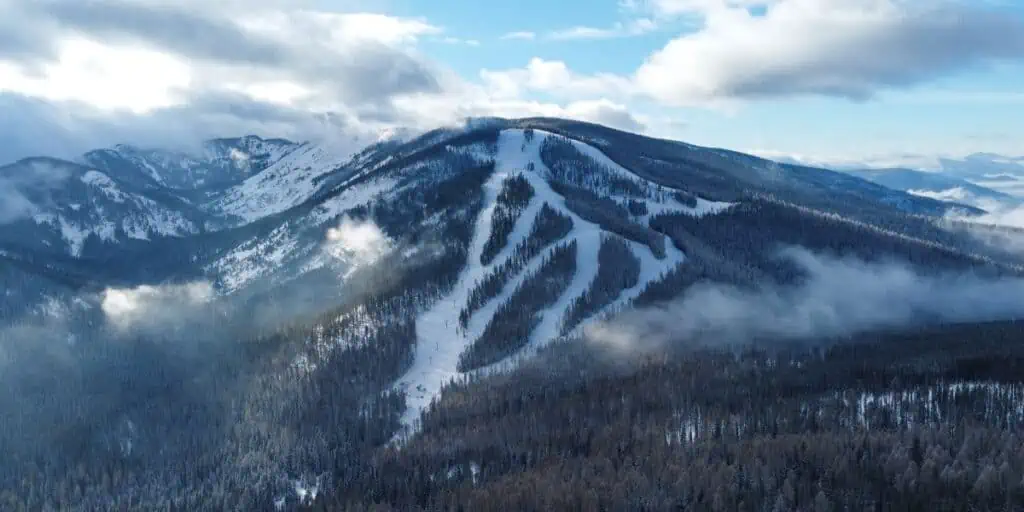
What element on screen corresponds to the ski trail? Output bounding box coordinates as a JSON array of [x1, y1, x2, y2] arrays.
[[393, 130, 553, 433], [393, 168, 506, 431]]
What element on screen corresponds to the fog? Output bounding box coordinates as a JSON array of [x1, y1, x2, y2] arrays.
[[324, 215, 394, 274], [0, 160, 75, 223], [585, 247, 1024, 358], [0, 214, 405, 482], [102, 281, 215, 330]]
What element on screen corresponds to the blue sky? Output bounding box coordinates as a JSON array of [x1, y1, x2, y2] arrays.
[[0, 0, 1022, 163]]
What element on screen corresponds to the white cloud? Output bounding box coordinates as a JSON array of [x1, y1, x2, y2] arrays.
[[324, 216, 393, 274], [0, 180, 37, 223], [586, 247, 1024, 356], [102, 281, 214, 331], [547, 18, 658, 40], [0, 1, 659, 163], [0, 159, 74, 224], [440, 36, 481, 46], [634, 0, 1024, 105], [643, 0, 769, 17], [564, 99, 647, 132], [0, 1, 446, 151], [955, 203, 1024, 230], [0, 37, 192, 113], [501, 31, 536, 40], [480, 58, 634, 101]]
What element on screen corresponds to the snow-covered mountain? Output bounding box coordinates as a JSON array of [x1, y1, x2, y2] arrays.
[[0, 157, 202, 258], [2, 118, 1009, 316], [5, 117, 1024, 510], [844, 168, 1023, 211], [83, 136, 303, 191], [768, 151, 1024, 207]]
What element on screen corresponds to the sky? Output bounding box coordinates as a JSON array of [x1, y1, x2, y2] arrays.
[[0, 0, 1022, 164]]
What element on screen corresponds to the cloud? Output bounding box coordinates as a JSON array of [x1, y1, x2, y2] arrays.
[[634, 0, 1024, 105], [0, 159, 75, 223], [585, 247, 1024, 358], [3, 0, 1014, 166], [440, 36, 481, 46], [564, 99, 647, 133], [101, 281, 215, 332], [0, 1, 656, 164], [547, 18, 658, 40], [3, 2, 444, 107], [501, 31, 536, 40], [0, 0, 454, 160], [481, 58, 635, 101], [0, 90, 384, 163], [324, 216, 394, 275], [0, 183, 37, 224], [973, 207, 1024, 229]]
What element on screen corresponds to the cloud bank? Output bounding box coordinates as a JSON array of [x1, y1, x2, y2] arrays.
[[634, 0, 1024, 105], [585, 247, 1024, 357]]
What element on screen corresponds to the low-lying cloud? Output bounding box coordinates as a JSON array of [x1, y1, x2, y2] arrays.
[[0, 159, 74, 223], [101, 280, 215, 332], [964, 205, 1024, 231], [585, 247, 1024, 357], [0, 181, 37, 223], [324, 216, 393, 273], [935, 194, 1024, 253]]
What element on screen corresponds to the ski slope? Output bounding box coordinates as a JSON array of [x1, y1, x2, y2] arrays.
[[394, 129, 724, 435]]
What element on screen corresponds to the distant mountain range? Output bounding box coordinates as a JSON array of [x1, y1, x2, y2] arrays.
[[764, 151, 1024, 211]]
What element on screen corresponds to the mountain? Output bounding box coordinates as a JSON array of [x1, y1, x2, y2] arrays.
[[941, 153, 1024, 198], [83, 135, 303, 191], [938, 152, 1024, 180], [3, 118, 1024, 510], [770, 151, 1024, 202], [0, 157, 204, 258], [844, 167, 1022, 211]]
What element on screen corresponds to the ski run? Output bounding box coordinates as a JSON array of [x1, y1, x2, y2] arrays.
[[393, 129, 731, 435]]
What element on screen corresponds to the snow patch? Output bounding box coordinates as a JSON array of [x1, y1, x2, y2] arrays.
[[311, 176, 397, 223], [81, 170, 126, 203], [212, 224, 299, 294]]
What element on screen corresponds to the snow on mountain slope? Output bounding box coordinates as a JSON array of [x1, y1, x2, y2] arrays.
[[842, 168, 1022, 212], [84, 136, 302, 191], [393, 129, 727, 433], [204, 145, 482, 295], [209, 142, 357, 224], [0, 158, 199, 257], [208, 174, 400, 294]]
